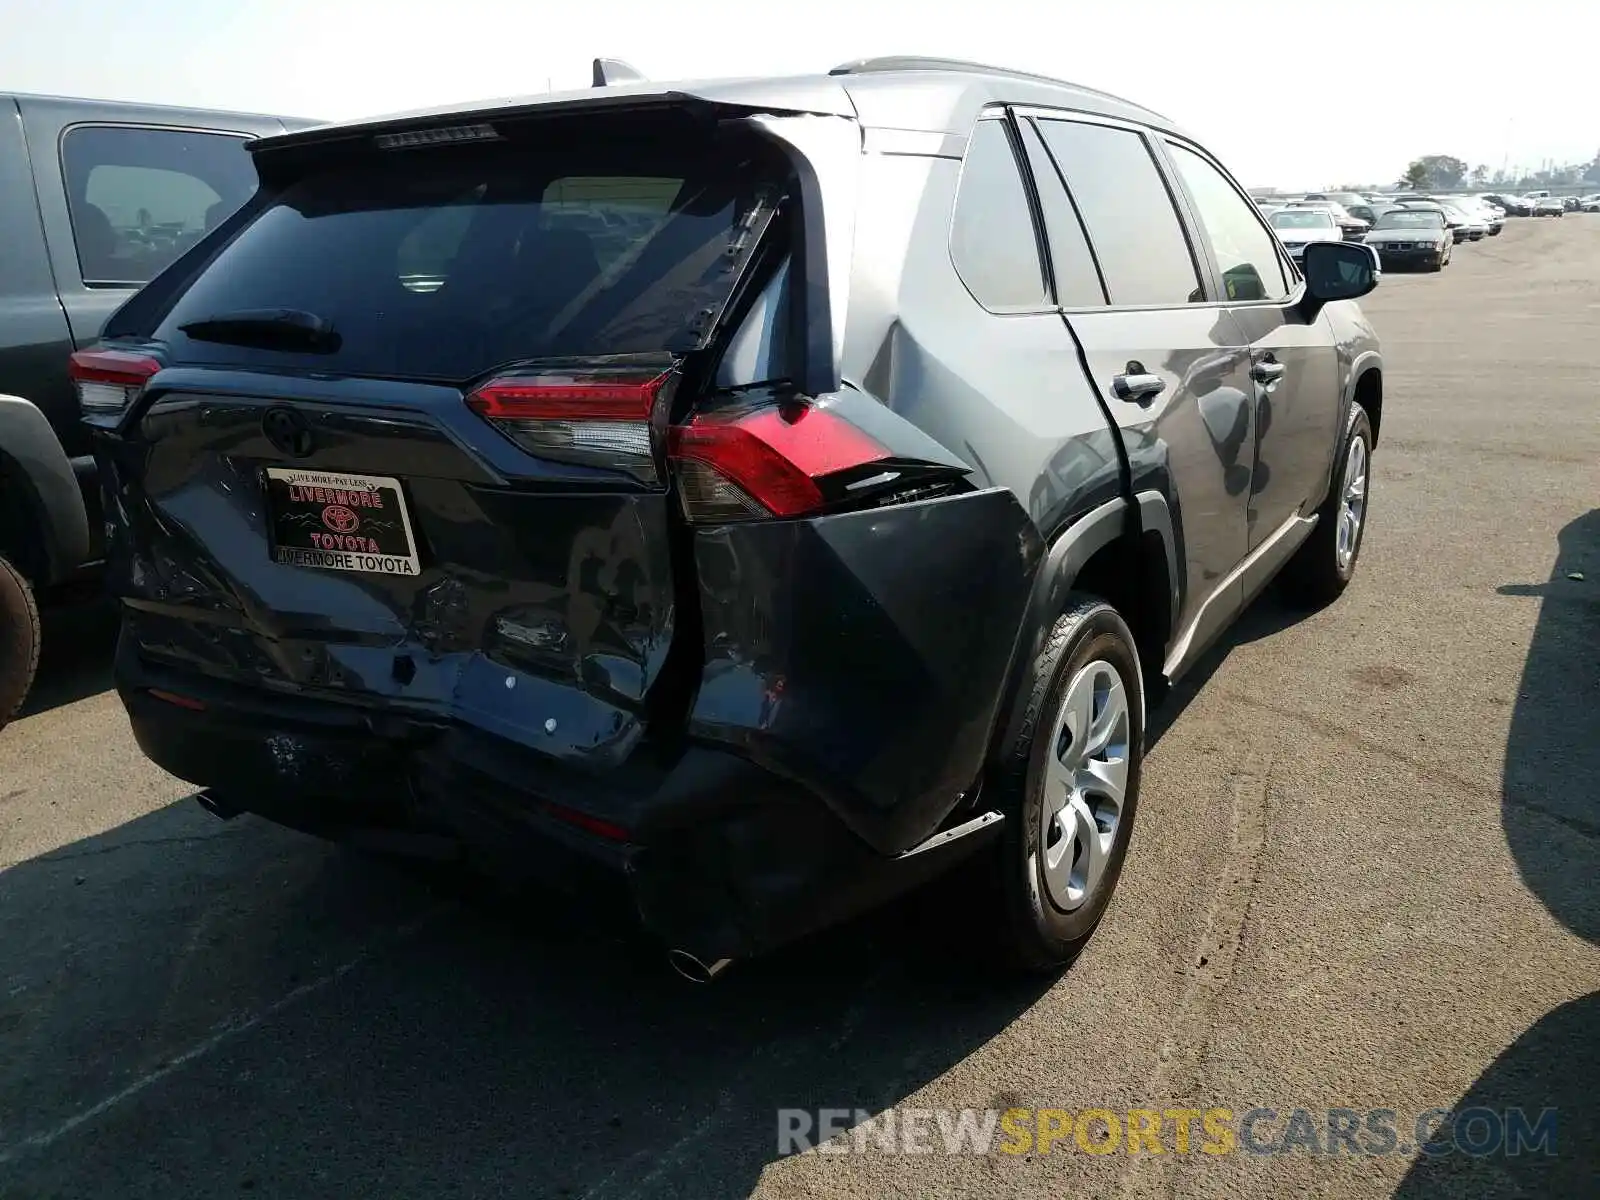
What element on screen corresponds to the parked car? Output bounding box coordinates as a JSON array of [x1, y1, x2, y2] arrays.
[[1364, 208, 1452, 271], [80, 57, 1383, 978], [1344, 202, 1381, 227], [1457, 198, 1505, 235], [1398, 200, 1469, 242], [1303, 190, 1375, 211], [1533, 196, 1566, 216], [1271, 207, 1349, 259], [1287, 199, 1369, 241], [1438, 200, 1489, 240], [1580, 194, 1600, 213], [1561, 196, 1580, 213], [1483, 193, 1530, 215], [0, 93, 315, 727]]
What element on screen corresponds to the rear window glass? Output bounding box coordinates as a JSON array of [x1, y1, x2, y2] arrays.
[[153, 138, 782, 382]]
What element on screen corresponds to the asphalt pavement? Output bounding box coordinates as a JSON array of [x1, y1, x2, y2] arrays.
[[2, 217, 1597, 1200]]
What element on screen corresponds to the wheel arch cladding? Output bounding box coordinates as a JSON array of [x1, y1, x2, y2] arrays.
[[988, 497, 1163, 760], [1352, 366, 1383, 446], [0, 395, 93, 584], [0, 450, 51, 583]]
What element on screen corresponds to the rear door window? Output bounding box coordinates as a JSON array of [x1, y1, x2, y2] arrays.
[[61, 126, 258, 286], [151, 137, 781, 382], [1034, 119, 1203, 307], [1017, 119, 1108, 307], [949, 118, 1050, 311]]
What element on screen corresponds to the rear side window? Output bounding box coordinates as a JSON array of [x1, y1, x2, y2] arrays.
[[1034, 119, 1202, 307], [62, 126, 257, 286], [151, 136, 782, 381], [950, 118, 1049, 310], [1166, 142, 1289, 301]]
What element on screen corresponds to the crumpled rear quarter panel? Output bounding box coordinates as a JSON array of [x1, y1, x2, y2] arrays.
[[688, 486, 1041, 855]]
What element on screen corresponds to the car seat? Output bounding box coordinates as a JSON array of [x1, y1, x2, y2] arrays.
[[72, 201, 120, 281]]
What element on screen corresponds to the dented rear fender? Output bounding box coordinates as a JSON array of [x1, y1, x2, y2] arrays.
[[687, 486, 1042, 855]]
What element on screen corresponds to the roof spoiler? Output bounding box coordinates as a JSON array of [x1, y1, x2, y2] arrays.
[[592, 58, 647, 87]]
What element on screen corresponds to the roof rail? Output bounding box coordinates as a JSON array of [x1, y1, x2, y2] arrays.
[[827, 56, 1165, 119]]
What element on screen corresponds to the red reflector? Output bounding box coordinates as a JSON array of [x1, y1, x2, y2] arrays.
[[668, 405, 888, 518], [466, 371, 670, 422], [68, 348, 162, 386], [147, 688, 206, 711], [543, 802, 631, 843]]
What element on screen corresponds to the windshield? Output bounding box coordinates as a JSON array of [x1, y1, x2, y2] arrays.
[[1376, 211, 1445, 230], [151, 133, 782, 382], [1272, 210, 1335, 229]]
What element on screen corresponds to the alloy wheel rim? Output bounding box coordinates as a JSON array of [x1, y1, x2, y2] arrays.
[[1337, 435, 1368, 571], [1039, 660, 1131, 913]]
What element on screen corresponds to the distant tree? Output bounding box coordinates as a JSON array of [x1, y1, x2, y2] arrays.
[[1470, 164, 1492, 187], [1586, 157, 1600, 184], [1413, 155, 1468, 189], [1401, 160, 1431, 190]]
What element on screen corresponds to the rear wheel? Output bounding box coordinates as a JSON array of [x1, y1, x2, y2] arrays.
[[1279, 404, 1373, 608], [989, 596, 1144, 973], [0, 555, 41, 729]]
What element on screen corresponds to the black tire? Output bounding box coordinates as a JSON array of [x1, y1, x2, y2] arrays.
[[0, 554, 42, 729], [1279, 404, 1374, 609], [989, 595, 1145, 973]]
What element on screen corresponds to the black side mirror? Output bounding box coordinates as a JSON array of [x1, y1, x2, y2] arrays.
[[1301, 241, 1378, 303]]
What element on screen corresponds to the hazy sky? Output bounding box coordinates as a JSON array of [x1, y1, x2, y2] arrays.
[[1, 0, 1591, 189]]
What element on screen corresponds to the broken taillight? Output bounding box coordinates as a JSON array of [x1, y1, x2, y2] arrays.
[[69, 348, 162, 415], [667, 402, 890, 522], [465, 367, 672, 483]]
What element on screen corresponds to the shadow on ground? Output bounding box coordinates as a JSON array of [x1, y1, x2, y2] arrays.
[[0, 791, 1051, 1197], [1147, 582, 1306, 749], [18, 593, 118, 718], [1395, 508, 1600, 1199]]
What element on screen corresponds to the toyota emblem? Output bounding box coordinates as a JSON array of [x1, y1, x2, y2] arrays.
[[322, 504, 360, 533], [262, 406, 314, 458]]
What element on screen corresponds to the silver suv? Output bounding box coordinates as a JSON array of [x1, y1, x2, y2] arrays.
[[85, 57, 1382, 979]]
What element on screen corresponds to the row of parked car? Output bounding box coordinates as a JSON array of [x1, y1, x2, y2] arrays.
[[1483, 191, 1600, 216], [1254, 189, 1591, 272]]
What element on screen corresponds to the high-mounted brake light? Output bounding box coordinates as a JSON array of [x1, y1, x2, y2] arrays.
[[69, 348, 161, 414], [374, 123, 501, 150], [668, 404, 889, 521], [465, 368, 672, 483]]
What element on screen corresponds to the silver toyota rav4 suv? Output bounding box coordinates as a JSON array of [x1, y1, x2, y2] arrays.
[[85, 57, 1382, 980]]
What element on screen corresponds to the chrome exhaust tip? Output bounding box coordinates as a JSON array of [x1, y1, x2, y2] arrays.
[[667, 949, 733, 984]]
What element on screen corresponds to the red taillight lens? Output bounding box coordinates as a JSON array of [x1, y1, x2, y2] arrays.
[[69, 348, 161, 415], [465, 369, 671, 482], [668, 404, 889, 521]]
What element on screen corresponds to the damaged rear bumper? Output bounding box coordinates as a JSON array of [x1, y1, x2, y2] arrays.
[[119, 635, 1001, 961]]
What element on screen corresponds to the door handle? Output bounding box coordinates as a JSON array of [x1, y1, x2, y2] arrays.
[[1112, 372, 1166, 404], [1251, 359, 1287, 384]]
